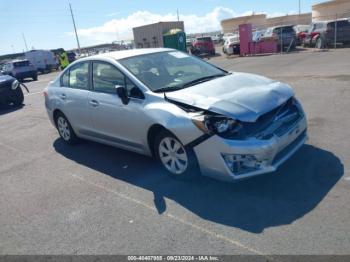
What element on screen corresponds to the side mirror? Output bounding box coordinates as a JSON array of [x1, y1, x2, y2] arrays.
[[115, 85, 129, 105]]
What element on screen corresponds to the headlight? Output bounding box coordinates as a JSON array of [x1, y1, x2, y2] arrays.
[[191, 113, 244, 139], [11, 80, 19, 90]]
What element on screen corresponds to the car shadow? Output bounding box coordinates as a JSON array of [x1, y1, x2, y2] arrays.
[[0, 104, 24, 116], [53, 139, 343, 233]]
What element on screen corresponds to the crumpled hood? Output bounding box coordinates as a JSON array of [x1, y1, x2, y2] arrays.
[[166, 72, 294, 122]]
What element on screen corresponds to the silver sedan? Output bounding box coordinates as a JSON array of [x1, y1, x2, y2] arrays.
[[44, 48, 307, 181]]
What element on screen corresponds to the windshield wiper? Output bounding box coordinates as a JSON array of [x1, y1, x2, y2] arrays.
[[181, 74, 227, 88], [153, 73, 228, 93], [153, 86, 184, 93]]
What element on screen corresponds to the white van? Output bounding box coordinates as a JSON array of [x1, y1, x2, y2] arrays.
[[25, 50, 59, 73]]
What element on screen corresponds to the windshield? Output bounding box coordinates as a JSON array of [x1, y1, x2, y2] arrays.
[[119, 51, 227, 92], [196, 37, 212, 42]]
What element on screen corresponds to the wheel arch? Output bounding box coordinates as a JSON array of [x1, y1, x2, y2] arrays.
[[53, 109, 70, 129], [147, 124, 169, 157]]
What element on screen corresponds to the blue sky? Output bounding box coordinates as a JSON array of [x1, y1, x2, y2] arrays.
[[1, 0, 324, 55]]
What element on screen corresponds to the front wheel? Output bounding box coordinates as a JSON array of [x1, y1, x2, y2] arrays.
[[10, 87, 24, 106], [154, 130, 199, 180], [55, 113, 78, 144]]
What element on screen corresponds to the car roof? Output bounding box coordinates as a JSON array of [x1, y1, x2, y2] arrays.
[[7, 59, 29, 64], [80, 48, 173, 61], [269, 25, 295, 29]]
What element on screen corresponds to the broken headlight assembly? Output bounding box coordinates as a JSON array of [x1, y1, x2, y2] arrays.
[[191, 113, 245, 139]]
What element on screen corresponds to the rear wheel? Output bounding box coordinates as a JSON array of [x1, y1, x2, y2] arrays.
[[55, 112, 78, 144], [32, 75, 38, 81], [154, 130, 199, 180]]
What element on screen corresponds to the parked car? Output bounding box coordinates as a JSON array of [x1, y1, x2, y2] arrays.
[[303, 21, 327, 48], [25, 49, 59, 73], [211, 35, 221, 44], [293, 25, 310, 46], [0, 74, 24, 106], [222, 33, 235, 43], [303, 18, 350, 48], [222, 35, 240, 55], [186, 38, 195, 48], [263, 25, 297, 51], [44, 48, 307, 181], [252, 30, 266, 42], [192, 37, 215, 55], [2, 60, 37, 81]]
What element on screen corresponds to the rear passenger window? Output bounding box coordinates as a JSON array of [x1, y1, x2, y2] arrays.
[[69, 62, 89, 90], [92, 62, 124, 93]]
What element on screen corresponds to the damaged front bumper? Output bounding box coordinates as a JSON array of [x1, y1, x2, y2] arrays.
[[193, 116, 307, 181]]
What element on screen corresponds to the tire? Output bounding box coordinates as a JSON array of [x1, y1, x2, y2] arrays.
[[154, 130, 199, 180], [10, 87, 24, 106], [32, 75, 38, 81], [55, 112, 78, 144], [316, 37, 324, 49]]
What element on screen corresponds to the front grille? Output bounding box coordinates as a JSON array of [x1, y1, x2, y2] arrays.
[[241, 98, 302, 140]]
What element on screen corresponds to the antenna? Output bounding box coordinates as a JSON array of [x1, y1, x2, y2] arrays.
[[69, 3, 81, 54]]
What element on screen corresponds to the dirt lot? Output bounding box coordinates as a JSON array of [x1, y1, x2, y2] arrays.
[[0, 49, 349, 256]]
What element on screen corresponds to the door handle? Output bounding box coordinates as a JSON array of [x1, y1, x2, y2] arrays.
[[89, 100, 99, 107], [59, 94, 67, 100]]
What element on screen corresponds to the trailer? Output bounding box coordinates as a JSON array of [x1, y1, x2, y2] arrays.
[[25, 50, 59, 73], [133, 21, 185, 49]]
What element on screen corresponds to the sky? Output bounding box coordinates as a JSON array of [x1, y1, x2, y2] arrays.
[[0, 0, 325, 55]]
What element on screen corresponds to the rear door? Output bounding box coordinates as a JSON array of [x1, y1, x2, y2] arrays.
[[57, 61, 93, 134]]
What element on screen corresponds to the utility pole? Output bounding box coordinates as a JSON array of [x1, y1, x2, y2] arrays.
[[299, 0, 301, 15], [69, 3, 81, 54], [177, 9, 179, 21], [22, 33, 29, 51]]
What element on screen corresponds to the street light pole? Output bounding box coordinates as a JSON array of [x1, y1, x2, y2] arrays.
[[299, 0, 301, 15], [69, 3, 81, 54], [22, 33, 29, 51]]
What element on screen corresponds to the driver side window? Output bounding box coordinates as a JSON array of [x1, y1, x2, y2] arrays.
[[92, 61, 144, 99], [92, 62, 124, 93]]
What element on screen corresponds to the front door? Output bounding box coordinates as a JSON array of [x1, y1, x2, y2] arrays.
[[88, 61, 146, 153]]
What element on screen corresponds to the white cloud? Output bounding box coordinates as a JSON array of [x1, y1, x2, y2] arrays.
[[67, 7, 236, 45], [106, 11, 122, 17]]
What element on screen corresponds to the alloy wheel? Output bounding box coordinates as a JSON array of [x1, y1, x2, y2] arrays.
[[158, 137, 188, 175], [57, 116, 71, 141]]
